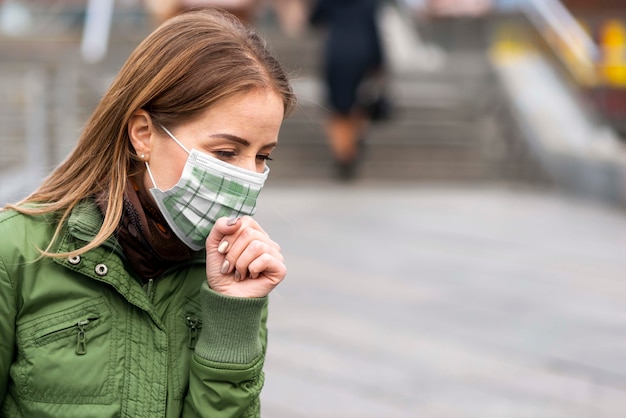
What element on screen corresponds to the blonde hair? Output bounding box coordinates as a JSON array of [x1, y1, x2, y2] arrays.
[[5, 8, 297, 257]]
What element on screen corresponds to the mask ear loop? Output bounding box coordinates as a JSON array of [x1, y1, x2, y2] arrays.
[[160, 125, 191, 154], [145, 124, 191, 189], [145, 161, 158, 189]]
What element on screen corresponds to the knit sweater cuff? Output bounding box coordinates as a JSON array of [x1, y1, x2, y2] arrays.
[[195, 281, 267, 364]]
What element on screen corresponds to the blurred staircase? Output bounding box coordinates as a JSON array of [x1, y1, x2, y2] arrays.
[[258, 17, 550, 186], [0, 8, 551, 206]]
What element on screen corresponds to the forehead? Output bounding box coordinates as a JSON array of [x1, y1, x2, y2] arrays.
[[199, 89, 283, 121], [172, 89, 285, 143]]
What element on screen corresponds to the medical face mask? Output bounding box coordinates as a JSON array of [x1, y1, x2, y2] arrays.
[[145, 126, 269, 251]]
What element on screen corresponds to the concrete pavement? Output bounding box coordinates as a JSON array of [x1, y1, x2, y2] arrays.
[[256, 182, 626, 418]]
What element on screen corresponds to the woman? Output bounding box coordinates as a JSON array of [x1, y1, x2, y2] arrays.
[[309, 0, 386, 180], [0, 8, 296, 417]]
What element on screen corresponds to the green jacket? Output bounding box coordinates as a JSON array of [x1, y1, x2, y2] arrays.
[[0, 200, 268, 417]]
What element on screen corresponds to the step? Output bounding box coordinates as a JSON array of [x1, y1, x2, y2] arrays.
[[266, 142, 546, 184]]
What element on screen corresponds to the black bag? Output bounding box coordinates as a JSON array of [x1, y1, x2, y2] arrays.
[[357, 72, 393, 122]]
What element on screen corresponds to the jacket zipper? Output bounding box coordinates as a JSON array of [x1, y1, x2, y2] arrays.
[[186, 315, 202, 349], [74, 316, 100, 355], [145, 278, 155, 302], [75, 319, 90, 355]]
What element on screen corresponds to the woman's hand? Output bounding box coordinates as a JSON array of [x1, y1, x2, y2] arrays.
[[205, 216, 286, 298]]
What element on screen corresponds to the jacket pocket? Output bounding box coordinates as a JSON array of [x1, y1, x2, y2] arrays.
[[14, 297, 116, 404], [34, 315, 100, 355]]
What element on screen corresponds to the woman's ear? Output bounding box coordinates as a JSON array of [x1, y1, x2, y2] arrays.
[[128, 109, 155, 160]]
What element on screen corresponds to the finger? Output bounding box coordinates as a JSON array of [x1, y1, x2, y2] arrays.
[[246, 253, 287, 282], [233, 240, 284, 279], [205, 216, 242, 253], [223, 224, 280, 259], [214, 216, 273, 255], [227, 233, 283, 278]]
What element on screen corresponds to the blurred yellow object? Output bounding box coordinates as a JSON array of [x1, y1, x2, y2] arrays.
[[489, 23, 534, 59], [599, 19, 626, 87], [490, 22, 597, 87]]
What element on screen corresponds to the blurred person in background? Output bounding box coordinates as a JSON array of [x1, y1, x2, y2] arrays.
[[309, 0, 387, 180], [0, 8, 295, 417], [426, 0, 491, 16], [270, 0, 309, 37], [145, 0, 309, 35], [145, 0, 262, 25]]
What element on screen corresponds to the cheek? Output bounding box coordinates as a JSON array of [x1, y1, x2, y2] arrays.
[[147, 156, 186, 190]]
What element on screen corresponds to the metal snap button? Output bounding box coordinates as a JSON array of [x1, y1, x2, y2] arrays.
[[95, 263, 108, 276], [68, 255, 81, 265]]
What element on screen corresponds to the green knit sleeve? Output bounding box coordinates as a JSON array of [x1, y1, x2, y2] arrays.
[[182, 282, 269, 418]]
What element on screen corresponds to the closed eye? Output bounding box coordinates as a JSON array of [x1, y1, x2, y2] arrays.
[[214, 150, 237, 160]]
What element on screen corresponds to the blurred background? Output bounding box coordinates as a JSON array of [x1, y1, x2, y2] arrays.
[[2, 0, 626, 202], [2, 0, 626, 416]]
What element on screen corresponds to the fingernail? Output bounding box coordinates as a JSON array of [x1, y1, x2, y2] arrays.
[[234, 270, 241, 281], [220, 259, 230, 274], [217, 241, 229, 254], [227, 217, 240, 226]]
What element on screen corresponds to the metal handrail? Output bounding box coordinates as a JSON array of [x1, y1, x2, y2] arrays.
[[522, 0, 600, 84]]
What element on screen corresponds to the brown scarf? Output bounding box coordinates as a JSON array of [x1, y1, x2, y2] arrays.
[[98, 175, 198, 281]]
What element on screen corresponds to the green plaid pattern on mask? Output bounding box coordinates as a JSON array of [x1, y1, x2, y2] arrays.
[[150, 149, 268, 251]]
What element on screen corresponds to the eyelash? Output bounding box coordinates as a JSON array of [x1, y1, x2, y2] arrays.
[[214, 151, 236, 159], [214, 151, 273, 162]]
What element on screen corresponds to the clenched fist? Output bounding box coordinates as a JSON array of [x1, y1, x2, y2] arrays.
[[205, 216, 286, 298]]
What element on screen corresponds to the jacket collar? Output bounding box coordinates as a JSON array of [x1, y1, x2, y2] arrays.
[[54, 198, 205, 325], [64, 199, 123, 255], [61, 198, 206, 265]]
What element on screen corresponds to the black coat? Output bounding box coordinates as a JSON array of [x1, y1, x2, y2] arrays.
[[310, 0, 384, 114]]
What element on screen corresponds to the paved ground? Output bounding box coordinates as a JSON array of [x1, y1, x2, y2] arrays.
[[255, 182, 626, 418]]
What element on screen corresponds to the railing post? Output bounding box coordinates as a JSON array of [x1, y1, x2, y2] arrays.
[[81, 0, 115, 63], [24, 67, 49, 188], [54, 60, 79, 166]]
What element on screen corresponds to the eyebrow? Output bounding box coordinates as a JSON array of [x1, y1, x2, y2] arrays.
[[210, 133, 277, 149]]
